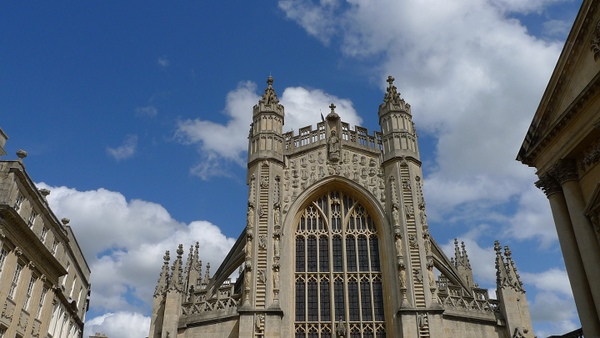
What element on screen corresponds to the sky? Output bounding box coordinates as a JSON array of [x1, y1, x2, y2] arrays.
[[0, 0, 584, 337]]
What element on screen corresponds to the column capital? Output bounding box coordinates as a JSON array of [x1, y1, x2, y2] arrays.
[[549, 159, 579, 184], [535, 173, 562, 197]]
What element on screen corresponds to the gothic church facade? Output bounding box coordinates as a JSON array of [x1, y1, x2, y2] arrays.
[[149, 77, 534, 338]]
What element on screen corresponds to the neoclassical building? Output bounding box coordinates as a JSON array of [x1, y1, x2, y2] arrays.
[[0, 129, 91, 337], [150, 77, 534, 337], [518, 0, 600, 336]]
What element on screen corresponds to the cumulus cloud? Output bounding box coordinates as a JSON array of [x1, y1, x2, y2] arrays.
[[106, 135, 138, 161], [278, 0, 567, 245], [175, 81, 361, 179], [135, 105, 158, 117], [37, 183, 236, 337], [84, 311, 150, 338]]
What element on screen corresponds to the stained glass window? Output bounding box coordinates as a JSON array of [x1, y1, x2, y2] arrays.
[[295, 191, 385, 337]]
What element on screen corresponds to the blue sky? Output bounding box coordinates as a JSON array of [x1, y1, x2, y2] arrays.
[[0, 1, 583, 337]]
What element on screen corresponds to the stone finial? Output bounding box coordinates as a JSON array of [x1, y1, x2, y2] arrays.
[[461, 241, 472, 269], [16, 149, 27, 160], [259, 75, 279, 105], [453, 239, 460, 267], [326, 103, 340, 120], [61, 218, 70, 226]]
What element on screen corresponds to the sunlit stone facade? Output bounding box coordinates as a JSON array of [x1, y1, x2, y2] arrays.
[[0, 129, 91, 338], [518, 1, 600, 336], [150, 77, 534, 337]]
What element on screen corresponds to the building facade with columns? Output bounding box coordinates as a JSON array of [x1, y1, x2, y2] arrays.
[[149, 76, 534, 338], [517, 1, 600, 336], [0, 128, 91, 338]]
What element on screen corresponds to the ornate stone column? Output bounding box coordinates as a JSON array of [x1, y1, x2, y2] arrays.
[[536, 174, 600, 336], [546, 160, 600, 332]]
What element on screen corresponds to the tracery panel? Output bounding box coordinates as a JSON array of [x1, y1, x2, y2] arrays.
[[295, 191, 385, 338]]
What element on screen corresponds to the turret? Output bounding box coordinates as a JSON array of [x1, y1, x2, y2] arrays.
[[148, 251, 170, 338], [378, 76, 419, 163], [184, 242, 202, 297], [248, 76, 285, 165], [495, 241, 534, 338], [454, 239, 474, 289], [162, 244, 185, 337]]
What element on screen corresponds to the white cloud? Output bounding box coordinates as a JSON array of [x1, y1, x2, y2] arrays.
[[175, 81, 362, 179], [158, 56, 170, 67], [107, 135, 138, 161], [36, 183, 236, 336], [278, 0, 566, 244], [135, 105, 158, 117], [84, 311, 150, 338]]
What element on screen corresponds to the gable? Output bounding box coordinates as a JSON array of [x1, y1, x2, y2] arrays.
[[518, 0, 600, 166]]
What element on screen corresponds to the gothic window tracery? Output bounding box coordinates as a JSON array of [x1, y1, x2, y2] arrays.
[[295, 191, 385, 338]]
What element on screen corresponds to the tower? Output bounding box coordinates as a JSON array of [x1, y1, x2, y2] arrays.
[[149, 76, 535, 338]]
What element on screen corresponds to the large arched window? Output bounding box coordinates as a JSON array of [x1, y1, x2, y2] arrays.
[[295, 191, 385, 338]]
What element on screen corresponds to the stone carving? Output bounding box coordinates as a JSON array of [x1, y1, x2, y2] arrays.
[[535, 173, 562, 197], [408, 234, 417, 248], [592, 20, 600, 61], [258, 235, 267, 250], [247, 205, 255, 229], [394, 228, 403, 257], [328, 130, 341, 162], [404, 204, 414, 219], [248, 175, 255, 203], [549, 159, 579, 184], [423, 230, 432, 256], [398, 258, 407, 288], [414, 268, 423, 283], [257, 269, 266, 284], [255, 313, 265, 331], [427, 258, 435, 288], [336, 318, 347, 337]]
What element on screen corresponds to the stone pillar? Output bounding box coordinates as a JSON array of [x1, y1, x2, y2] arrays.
[[543, 161, 600, 334]]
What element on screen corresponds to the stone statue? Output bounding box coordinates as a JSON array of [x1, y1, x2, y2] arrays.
[[394, 228, 403, 256], [392, 205, 400, 227], [335, 318, 346, 337], [423, 230, 432, 256], [247, 206, 255, 229], [258, 235, 267, 250], [328, 130, 340, 160]]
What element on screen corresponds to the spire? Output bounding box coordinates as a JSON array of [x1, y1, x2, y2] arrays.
[[454, 239, 461, 267], [379, 75, 411, 116], [154, 250, 170, 297], [495, 241, 525, 292], [259, 75, 279, 106], [184, 242, 202, 295], [504, 245, 524, 292], [460, 242, 472, 269], [168, 244, 184, 291], [203, 262, 211, 286]]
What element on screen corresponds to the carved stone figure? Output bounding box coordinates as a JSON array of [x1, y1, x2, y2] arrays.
[[392, 205, 400, 227], [247, 206, 255, 229], [258, 235, 267, 250], [335, 318, 347, 337], [423, 230, 432, 256], [257, 269, 267, 284], [394, 228, 403, 256], [328, 130, 340, 161]]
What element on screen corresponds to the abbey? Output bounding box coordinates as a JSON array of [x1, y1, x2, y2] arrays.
[[148, 76, 534, 338]]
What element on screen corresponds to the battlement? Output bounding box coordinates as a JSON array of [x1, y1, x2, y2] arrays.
[[283, 121, 382, 153]]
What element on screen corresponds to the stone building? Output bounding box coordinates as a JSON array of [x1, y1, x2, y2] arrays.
[[149, 77, 534, 337], [517, 0, 600, 336], [0, 128, 91, 337]]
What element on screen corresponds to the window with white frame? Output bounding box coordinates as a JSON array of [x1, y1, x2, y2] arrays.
[[40, 227, 48, 242], [51, 238, 58, 255], [36, 287, 47, 319], [24, 276, 36, 310], [27, 210, 37, 228], [69, 275, 76, 298], [8, 263, 23, 300], [0, 247, 8, 273], [14, 191, 24, 212]]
